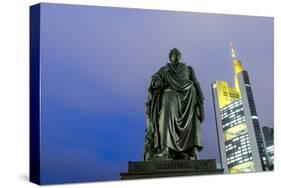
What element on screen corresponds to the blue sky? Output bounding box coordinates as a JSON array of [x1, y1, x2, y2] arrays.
[[38, 3, 273, 184]]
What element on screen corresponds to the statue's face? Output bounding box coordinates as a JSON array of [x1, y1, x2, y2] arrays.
[[170, 53, 179, 63]]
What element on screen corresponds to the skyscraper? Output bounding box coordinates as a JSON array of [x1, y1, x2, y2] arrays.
[[211, 44, 268, 174]]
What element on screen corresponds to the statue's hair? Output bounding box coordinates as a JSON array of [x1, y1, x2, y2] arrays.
[[169, 48, 181, 60]]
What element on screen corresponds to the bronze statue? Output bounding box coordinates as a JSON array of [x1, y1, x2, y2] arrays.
[[144, 48, 205, 161]]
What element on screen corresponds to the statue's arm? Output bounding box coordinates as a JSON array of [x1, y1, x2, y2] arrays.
[[189, 66, 205, 122], [189, 66, 204, 100], [150, 67, 166, 91], [145, 67, 165, 117]]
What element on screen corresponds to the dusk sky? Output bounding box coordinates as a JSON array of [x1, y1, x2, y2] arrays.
[[38, 3, 273, 184]]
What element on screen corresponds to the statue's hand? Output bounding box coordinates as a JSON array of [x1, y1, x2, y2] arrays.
[[197, 98, 205, 122], [151, 80, 165, 94], [198, 108, 205, 122], [152, 79, 163, 89]]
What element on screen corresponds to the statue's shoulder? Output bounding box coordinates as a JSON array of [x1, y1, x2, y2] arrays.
[[179, 62, 192, 70], [157, 65, 168, 73], [184, 64, 194, 72], [152, 65, 166, 78], [162, 63, 171, 72], [179, 62, 187, 67]]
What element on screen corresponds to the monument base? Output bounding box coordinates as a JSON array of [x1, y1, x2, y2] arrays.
[[120, 159, 223, 180]]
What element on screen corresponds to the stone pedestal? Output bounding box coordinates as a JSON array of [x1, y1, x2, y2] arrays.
[[120, 159, 223, 180]]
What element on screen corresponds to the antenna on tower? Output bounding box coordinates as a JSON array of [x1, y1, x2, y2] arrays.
[[230, 42, 237, 59]]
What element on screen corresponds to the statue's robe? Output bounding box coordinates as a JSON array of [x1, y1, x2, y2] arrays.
[[144, 62, 204, 160]]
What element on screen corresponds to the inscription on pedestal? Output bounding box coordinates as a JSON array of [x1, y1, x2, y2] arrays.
[[121, 159, 223, 179], [128, 159, 216, 173]]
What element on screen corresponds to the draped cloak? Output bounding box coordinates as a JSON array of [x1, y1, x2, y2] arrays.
[[144, 62, 204, 160]]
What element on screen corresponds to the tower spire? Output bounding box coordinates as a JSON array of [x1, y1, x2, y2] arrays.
[[230, 42, 237, 59], [230, 42, 243, 94], [230, 42, 243, 74]]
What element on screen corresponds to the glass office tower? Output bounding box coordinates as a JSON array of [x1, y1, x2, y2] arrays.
[[211, 45, 268, 174]]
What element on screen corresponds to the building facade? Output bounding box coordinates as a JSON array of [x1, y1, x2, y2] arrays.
[[211, 45, 268, 174]]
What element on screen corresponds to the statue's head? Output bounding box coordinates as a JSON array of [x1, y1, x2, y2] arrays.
[[169, 48, 181, 63]]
